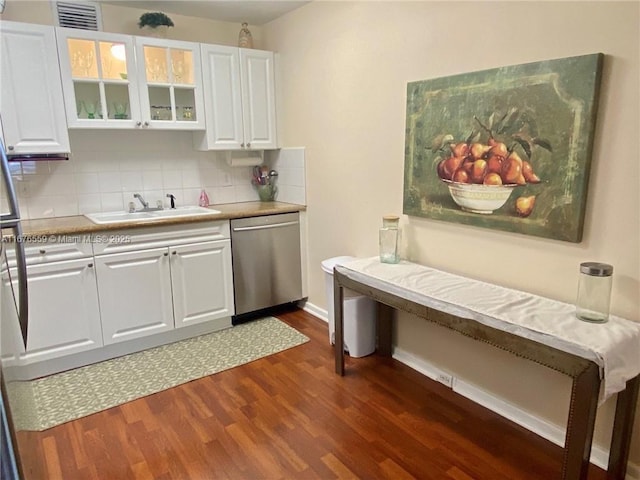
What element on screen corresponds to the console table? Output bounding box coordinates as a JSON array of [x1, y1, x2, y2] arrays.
[[332, 258, 640, 480]]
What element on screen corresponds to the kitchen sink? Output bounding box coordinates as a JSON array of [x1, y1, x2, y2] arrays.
[[85, 206, 221, 225]]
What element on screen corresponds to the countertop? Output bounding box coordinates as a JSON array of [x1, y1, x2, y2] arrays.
[[6, 202, 305, 237]]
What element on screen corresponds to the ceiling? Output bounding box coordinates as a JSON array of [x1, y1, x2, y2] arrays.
[[98, 1, 311, 26]]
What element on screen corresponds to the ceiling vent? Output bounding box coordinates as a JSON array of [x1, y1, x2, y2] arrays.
[[54, 1, 103, 30]]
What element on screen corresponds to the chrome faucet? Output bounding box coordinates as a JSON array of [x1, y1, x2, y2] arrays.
[[132, 193, 163, 212], [133, 193, 149, 209]]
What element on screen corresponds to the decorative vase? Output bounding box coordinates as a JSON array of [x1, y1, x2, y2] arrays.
[[142, 25, 168, 38], [257, 184, 277, 202], [379, 215, 400, 264], [238, 22, 253, 48]]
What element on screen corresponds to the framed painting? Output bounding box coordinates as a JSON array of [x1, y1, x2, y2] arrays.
[[403, 53, 603, 243]]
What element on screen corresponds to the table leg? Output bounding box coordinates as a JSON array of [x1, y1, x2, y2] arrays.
[[607, 375, 639, 479], [562, 363, 600, 480], [334, 275, 345, 376], [377, 303, 393, 357]]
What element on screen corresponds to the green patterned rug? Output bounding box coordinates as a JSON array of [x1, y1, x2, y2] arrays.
[[7, 317, 308, 431]]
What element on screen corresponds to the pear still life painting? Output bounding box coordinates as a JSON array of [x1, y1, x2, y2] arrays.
[[402, 53, 603, 243]]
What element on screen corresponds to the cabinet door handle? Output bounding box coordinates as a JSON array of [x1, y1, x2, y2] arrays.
[[87, 263, 93, 268], [8, 145, 14, 151], [164, 252, 169, 257], [39, 249, 46, 255], [247, 143, 251, 148], [136, 121, 142, 127], [241, 143, 245, 148], [143, 121, 149, 127], [172, 251, 177, 255]]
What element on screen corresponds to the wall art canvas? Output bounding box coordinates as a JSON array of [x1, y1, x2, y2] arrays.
[[403, 53, 603, 243]]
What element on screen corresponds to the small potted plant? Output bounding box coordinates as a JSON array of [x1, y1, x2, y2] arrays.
[[138, 12, 174, 37]]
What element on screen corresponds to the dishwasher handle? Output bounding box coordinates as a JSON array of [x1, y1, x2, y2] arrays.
[[232, 220, 299, 232]]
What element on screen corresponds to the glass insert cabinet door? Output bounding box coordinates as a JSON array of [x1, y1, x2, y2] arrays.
[[135, 37, 205, 130], [56, 28, 141, 128], [56, 29, 205, 130]]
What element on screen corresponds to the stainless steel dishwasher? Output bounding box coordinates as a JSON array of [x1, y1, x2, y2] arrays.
[[230, 212, 303, 322]]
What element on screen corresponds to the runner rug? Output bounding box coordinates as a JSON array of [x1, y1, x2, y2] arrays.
[[6, 317, 308, 431]]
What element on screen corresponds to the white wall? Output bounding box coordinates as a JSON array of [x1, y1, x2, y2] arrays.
[[99, 3, 265, 48], [263, 0, 640, 468]]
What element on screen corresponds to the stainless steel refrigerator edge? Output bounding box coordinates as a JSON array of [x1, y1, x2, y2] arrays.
[[1, 140, 29, 479], [230, 213, 303, 320]]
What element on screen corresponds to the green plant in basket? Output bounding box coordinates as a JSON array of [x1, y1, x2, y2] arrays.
[[138, 12, 174, 28]]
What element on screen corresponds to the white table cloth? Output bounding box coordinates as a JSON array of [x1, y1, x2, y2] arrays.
[[337, 257, 640, 403]]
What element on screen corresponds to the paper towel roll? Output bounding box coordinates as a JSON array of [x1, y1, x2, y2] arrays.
[[225, 150, 264, 167]]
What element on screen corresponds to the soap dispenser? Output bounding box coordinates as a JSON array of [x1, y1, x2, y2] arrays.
[[199, 190, 210, 207]]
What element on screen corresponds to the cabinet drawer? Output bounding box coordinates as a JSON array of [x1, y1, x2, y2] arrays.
[[92, 221, 230, 255], [4, 236, 93, 267]]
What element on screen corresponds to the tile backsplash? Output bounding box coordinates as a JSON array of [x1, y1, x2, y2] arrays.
[[265, 147, 307, 206], [10, 130, 306, 220]]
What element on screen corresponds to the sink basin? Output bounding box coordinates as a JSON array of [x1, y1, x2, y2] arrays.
[[148, 206, 220, 218], [85, 206, 221, 225]]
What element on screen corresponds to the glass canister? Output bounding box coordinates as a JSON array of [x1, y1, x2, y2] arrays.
[[575, 262, 613, 323], [379, 215, 400, 264]]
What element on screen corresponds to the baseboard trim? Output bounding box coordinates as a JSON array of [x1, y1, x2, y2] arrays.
[[302, 302, 328, 323], [393, 347, 639, 480]]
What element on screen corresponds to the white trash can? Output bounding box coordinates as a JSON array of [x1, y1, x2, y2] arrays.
[[321, 256, 376, 357]]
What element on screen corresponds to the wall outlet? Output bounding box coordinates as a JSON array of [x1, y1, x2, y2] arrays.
[[436, 372, 454, 388]]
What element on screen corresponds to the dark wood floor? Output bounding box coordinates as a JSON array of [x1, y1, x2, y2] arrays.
[[15, 309, 608, 479]]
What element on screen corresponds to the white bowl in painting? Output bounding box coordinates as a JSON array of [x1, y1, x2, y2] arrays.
[[443, 180, 518, 214]]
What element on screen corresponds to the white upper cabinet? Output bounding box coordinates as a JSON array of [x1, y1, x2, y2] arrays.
[[134, 36, 205, 130], [196, 45, 243, 149], [240, 48, 277, 149], [56, 28, 205, 130], [0, 21, 70, 154], [195, 45, 277, 150], [57, 28, 140, 129]]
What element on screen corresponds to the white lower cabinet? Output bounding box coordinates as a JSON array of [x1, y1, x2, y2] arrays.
[[95, 247, 174, 345], [1, 222, 234, 377], [1, 257, 102, 365], [93, 222, 234, 345], [172, 240, 234, 328]]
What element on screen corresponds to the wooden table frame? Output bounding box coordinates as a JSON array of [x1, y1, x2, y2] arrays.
[[333, 268, 639, 480]]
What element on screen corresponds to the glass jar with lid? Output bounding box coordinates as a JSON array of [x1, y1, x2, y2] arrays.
[[575, 262, 613, 323], [379, 215, 400, 264]]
